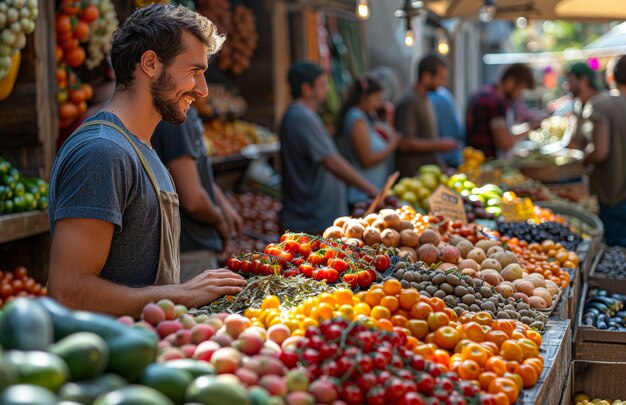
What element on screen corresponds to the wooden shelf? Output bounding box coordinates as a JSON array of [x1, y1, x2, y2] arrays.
[[0, 211, 49, 244]]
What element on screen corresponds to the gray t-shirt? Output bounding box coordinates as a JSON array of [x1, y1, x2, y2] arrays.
[[279, 103, 347, 234], [589, 94, 626, 205], [395, 90, 440, 177], [152, 106, 222, 253], [49, 111, 175, 287]]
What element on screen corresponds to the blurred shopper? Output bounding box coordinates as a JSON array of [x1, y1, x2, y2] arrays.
[[567, 62, 609, 150], [279, 61, 377, 234], [152, 105, 243, 282], [466, 64, 535, 158], [336, 76, 399, 206], [584, 56, 626, 246], [394, 55, 459, 177], [428, 86, 464, 167]]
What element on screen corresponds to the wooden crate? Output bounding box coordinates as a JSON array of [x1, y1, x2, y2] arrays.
[[0, 0, 57, 179], [560, 361, 626, 404], [588, 246, 626, 291], [518, 319, 572, 404], [574, 279, 626, 362]]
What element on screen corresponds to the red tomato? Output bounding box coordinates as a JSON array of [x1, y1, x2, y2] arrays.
[[329, 258, 348, 273], [226, 258, 241, 271], [307, 253, 324, 266], [373, 255, 391, 272], [298, 243, 312, 258], [342, 273, 358, 289], [283, 240, 300, 254], [13, 267, 28, 280], [0, 284, 13, 299], [80, 4, 100, 23], [11, 280, 24, 294], [298, 264, 314, 278], [357, 270, 372, 288], [239, 260, 251, 274]]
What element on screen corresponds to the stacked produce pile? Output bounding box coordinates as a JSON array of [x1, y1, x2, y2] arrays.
[[391, 166, 505, 220], [0, 0, 38, 80], [593, 246, 626, 279], [204, 120, 278, 157], [574, 393, 625, 405], [0, 266, 46, 308], [495, 221, 582, 251], [581, 288, 626, 332], [246, 280, 544, 404], [197, 0, 258, 76], [55, 0, 101, 128], [83, 0, 118, 70], [0, 157, 48, 215], [194, 84, 247, 119], [219, 192, 280, 263], [226, 232, 391, 289]]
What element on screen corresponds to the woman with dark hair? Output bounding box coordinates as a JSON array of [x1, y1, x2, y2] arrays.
[[336, 76, 399, 205]]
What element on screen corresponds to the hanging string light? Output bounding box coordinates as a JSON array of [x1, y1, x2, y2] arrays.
[[356, 0, 370, 20], [395, 0, 423, 48]]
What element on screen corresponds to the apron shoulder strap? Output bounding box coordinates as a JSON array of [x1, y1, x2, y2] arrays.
[[73, 119, 162, 192]]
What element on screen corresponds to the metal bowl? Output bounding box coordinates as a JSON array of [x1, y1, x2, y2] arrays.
[[517, 148, 584, 183]]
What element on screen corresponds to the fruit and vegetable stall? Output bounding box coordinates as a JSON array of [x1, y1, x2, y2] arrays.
[[1, 2, 626, 405], [1, 186, 624, 405]]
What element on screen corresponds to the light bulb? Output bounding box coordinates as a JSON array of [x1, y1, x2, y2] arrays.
[[404, 30, 415, 47], [478, 4, 496, 22], [516, 16, 528, 28], [356, 0, 370, 20], [437, 40, 449, 55]]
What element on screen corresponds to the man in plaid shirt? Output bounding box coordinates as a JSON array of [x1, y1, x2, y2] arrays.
[[466, 64, 535, 159]]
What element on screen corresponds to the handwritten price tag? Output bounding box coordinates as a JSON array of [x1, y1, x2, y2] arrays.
[[428, 185, 468, 223]]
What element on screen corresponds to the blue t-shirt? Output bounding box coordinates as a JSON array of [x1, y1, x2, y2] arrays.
[[337, 107, 390, 204], [279, 103, 347, 234], [428, 87, 465, 167], [152, 106, 222, 253], [49, 111, 175, 287]]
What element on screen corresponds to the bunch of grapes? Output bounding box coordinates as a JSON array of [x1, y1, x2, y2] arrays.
[[0, 0, 38, 79]]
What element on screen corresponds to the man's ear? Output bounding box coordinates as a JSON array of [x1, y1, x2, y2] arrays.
[[139, 50, 162, 79], [300, 82, 311, 98]]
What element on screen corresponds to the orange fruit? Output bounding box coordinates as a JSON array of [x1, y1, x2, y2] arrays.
[[383, 279, 402, 296]]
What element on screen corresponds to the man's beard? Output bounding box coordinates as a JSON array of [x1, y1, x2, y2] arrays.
[[151, 70, 195, 125]]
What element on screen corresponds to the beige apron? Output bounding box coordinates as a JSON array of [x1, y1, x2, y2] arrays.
[[72, 119, 181, 285]]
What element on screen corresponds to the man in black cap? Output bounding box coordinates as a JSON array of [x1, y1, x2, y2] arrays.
[[567, 62, 608, 150], [279, 61, 377, 234]]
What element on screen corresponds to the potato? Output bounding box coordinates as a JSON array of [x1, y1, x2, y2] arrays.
[[323, 226, 344, 240], [529, 296, 547, 310], [381, 209, 402, 230], [372, 218, 386, 231], [364, 213, 379, 226], [398, 220, 414, 231], [400, 229, 419, 247], [381, 228, 400, 247], [333, 216, 351, 228], [398, 247, 417, 262], [345, 222, 365, 240], [363, 227, 382, 245], [345, 238, 365, 248], [533, 288, 553, 307]]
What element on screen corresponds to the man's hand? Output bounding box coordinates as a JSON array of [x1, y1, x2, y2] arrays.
[[178, 269, 247, 308], [437, 138, 460, 152], [222, 203, 244, 237]]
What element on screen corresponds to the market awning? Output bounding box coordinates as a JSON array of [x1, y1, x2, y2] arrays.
[[425, 0, 626, 21]]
